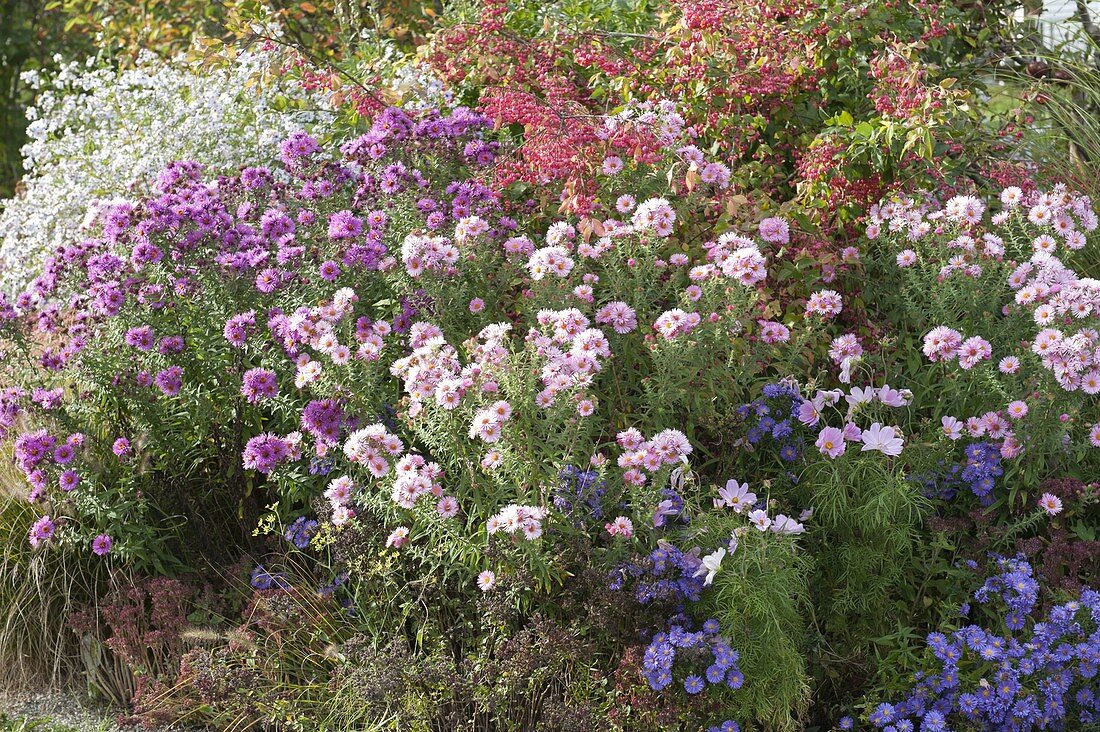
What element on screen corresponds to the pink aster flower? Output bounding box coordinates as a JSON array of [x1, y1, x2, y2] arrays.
[[1038, 493, 1063, 516], [805, 290, 843, 319], [477, 570, 497, 591], [437, 496, 460, 518], [385, 526, 410, 549], [605, 516, 634, 538], [758, 217, 790, 244]]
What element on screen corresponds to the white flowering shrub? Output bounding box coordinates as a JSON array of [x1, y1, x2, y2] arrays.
[[0, 50, 332, 294]]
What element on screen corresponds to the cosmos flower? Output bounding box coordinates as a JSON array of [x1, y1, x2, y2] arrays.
[[693, 547, 726, 586], [860, 423, 904, 456]]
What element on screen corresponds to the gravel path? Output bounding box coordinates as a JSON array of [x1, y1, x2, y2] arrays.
[[0, 689, 123, 731]]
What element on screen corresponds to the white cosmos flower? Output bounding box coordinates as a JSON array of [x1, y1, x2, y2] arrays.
[[694, 547, 726, 586]]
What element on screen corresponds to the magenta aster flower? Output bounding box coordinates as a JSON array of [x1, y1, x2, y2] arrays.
[[327, 210, 363, 239], [58, 470, 80, 492], [91, 533, 112, 556], [241, 368, 279, 403], [28, 515, 55, 547], [112, 438, 131, 458]]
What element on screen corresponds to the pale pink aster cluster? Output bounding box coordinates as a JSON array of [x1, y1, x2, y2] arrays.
[[454, 215, 490, 242], [502, 235, 535, 256], [631, 197, 677, 237], [805, 290, 843, 319], [527, 309, 609, 406], [1004, 252, 1100, 392], [595, 301, 638, 334], [391, 453, 446, 509], [343, 423, 405, 477], [758, 320, 790, 343], [487, 504, 547, 540], [527, 245, 575, 280], [922, 327, 991, 369], [385, 526, 410, 549], [653, 308, 702, 340], [828, 334, 863, 366], [324, 475, 356, 511], [400, 233, 460, 277], [468, 400, 513, 443], [758, 217, 790, 244], [615, 427, 693, 486], [705, 232, 768, 286], [939, 410, 1022, 457]]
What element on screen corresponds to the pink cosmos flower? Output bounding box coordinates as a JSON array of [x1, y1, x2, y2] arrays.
[[860, 423, 904, 456], [770, 514, 806, 535], [797, 400, 820, 427], [748, 509, 772, 531], [815, 426, 846, 458], [941, 416, 963, 440], [715, 480, 757, 512], [842, 422, 863, 442]]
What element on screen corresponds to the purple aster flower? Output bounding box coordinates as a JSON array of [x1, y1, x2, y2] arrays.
[[154, 366, 183, 397], [242, 433, 292, 474], [124, 325, 155, 351], [91, 533, 112, 556], [58, 470, 80, 492], [327, 210, 363, 240], [241, 368, 279, 403], [29, 515, 55, 547]]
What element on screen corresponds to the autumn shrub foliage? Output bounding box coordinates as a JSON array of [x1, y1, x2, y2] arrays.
[[1, 1, 1099, 731]]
